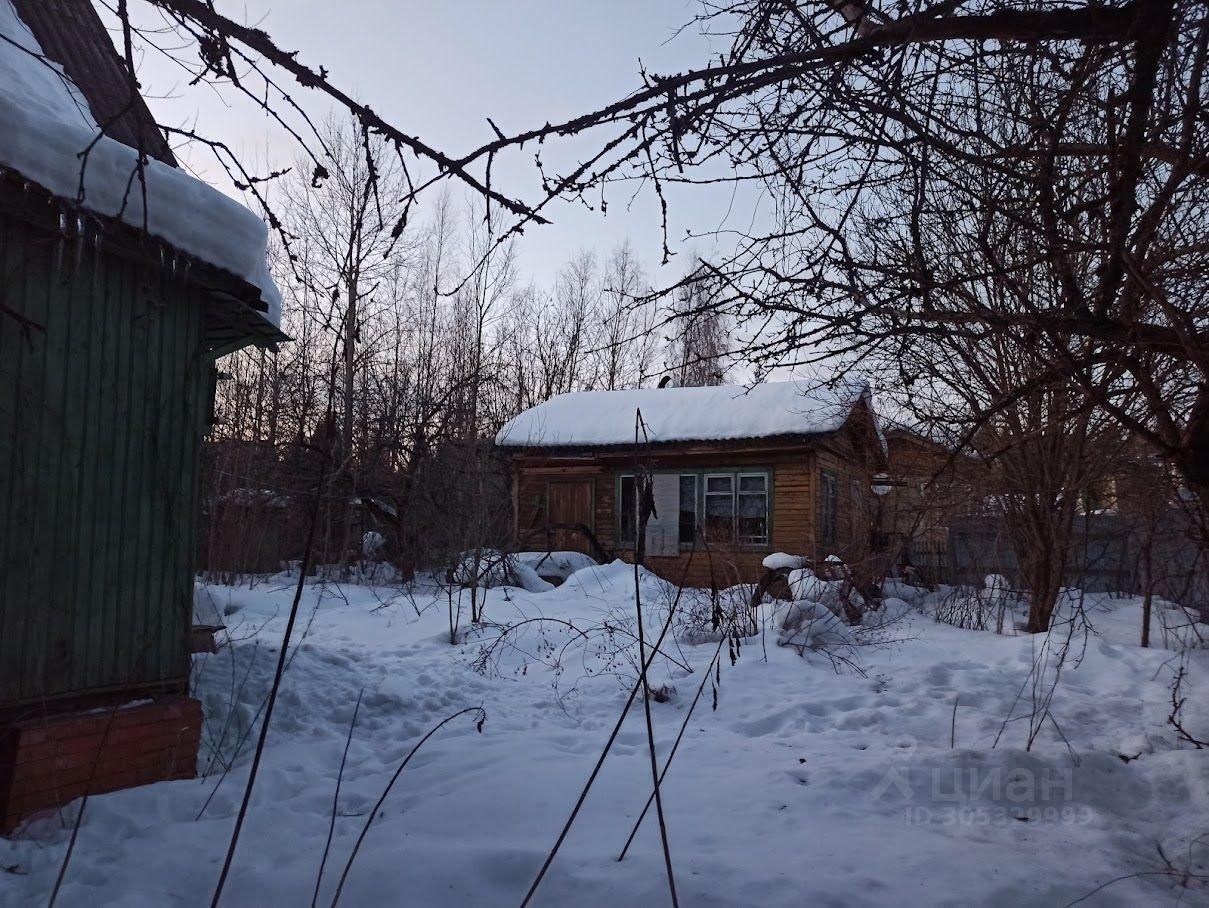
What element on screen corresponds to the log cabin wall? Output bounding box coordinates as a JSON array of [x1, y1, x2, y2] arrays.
[[512, 444, 837, 587]]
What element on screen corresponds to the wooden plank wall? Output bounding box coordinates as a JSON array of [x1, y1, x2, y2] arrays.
[[0, 211, 209, 708], [513, 448, 825, 587]]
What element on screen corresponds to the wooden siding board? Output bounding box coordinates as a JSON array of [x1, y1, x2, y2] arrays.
[[0, 216, 16, 699], [0, 219, 36, 702], [58, 238, 94, 691], [0, 213, 211, 707], [74, 237, 106, 693], [147, 276, 174, 681], [127, 267, 156, 686], [172, 287, 205, 682], [156, 277, 201, 684], [94, 245, 133, 691], [23, 232, 57, 700]]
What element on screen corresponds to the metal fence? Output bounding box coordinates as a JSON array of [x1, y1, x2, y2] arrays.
[[905, 512, 1208, 618]]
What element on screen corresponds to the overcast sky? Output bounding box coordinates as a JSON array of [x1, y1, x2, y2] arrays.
[[122, 1, 761, 290]]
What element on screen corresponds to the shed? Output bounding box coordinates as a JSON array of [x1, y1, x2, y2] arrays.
[[496, 380, 885, 587], [0, 0, 285, 831]]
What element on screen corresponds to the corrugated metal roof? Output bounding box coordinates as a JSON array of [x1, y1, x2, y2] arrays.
[[11, 0, 175, 165]]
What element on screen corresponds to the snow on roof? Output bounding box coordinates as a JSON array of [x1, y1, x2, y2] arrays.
[[496, 380, 872, 448], [0, 1, 282, 327]]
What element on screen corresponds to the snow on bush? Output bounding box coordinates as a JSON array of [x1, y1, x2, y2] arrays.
[[361, 531, 385, 558], [933, 574, 1023, 633], [507, 560, 556, 594], [786, 568, 864, 618], [559, 558, 672, 601], [762, 552, 807, 571], [882, 577, 929, 607], [450, 550, 555, 594], [775, 600, 856, 653]]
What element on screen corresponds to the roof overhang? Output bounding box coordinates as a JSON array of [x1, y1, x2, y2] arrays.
[[0, 167, 288, 350]]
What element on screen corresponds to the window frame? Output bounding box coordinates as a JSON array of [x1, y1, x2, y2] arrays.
[[703, 472, 737, 545], [614, 468, 773, 551], [736, 472, 770, 545]]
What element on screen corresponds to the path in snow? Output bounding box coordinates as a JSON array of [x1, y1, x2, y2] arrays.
[[2, 570, 1207, 906]]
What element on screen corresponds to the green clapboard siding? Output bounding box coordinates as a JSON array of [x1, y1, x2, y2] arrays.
[[0, 210, 210, 706]]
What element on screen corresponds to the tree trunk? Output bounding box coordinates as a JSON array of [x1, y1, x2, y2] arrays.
[[340, 268, 358, 567], [1140, 539, 1153, 648]]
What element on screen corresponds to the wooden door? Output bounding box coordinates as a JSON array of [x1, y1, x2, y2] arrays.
[[547, 480, 594, 552]]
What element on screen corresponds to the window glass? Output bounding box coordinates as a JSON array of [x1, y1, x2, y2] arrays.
[[619, 474, 637, 547], [820, 470, 838, 548], [704, 474, 735, 542], [679, 474, 697, 545], [739, 474, 766, 493], [737, 473, 768, 543]]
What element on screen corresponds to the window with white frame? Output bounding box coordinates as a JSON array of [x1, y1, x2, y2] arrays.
[[619, 469, 770, 549], [737, 473, 769, 544]]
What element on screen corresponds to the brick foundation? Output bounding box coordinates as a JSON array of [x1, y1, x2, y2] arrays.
[[0, 696, 201, 833]]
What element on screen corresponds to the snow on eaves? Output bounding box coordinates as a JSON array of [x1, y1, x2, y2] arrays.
[[0, 2, 282, 327], [496, 379, 873, 448]]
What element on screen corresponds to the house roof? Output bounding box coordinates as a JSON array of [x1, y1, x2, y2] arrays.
[[0, 0, 283, 330], [11, 0, 175, 164], [496, 380, 874, 449]]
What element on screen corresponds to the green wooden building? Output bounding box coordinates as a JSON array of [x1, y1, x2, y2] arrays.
[[0, 0, 285, 829]]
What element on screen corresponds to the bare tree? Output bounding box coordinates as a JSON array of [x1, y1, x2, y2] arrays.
[[667, 264, 728, 387], [426, 0, 1207, 542], [590, 242, 660, 391]]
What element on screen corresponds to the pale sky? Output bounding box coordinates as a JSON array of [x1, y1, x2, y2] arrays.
[[119, 0, 764, 289]]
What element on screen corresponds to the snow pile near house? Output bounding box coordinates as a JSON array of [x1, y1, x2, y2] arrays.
[[0, 1, 281, 326], [560, 558, 673, 601], [496, 379, 871, 447], [512, 551, 599, 582]]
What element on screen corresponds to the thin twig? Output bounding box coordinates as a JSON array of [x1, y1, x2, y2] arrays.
[[519, 542, 698, 907], [950, 694, 959, 749], [329, 706, 486, 906], [210, 434, 332, 906], [312, 689, 363, 908], [631, 409, 679, 907], [618, 643, 725, 862]]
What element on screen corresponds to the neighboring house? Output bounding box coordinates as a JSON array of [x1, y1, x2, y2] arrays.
[[881, 427, 987, 585], [495, 381, 885, 587], [0, 1, 284, 831]]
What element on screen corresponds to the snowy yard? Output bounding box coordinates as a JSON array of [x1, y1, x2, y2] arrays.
[[3, 565, 1208, 907]]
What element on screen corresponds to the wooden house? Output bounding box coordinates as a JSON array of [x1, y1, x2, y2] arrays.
[[496, 381, 885, 588], [0, 0, 285, 831]]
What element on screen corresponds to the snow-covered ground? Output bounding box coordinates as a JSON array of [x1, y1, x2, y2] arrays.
[[3, 565, 1208, 906]]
